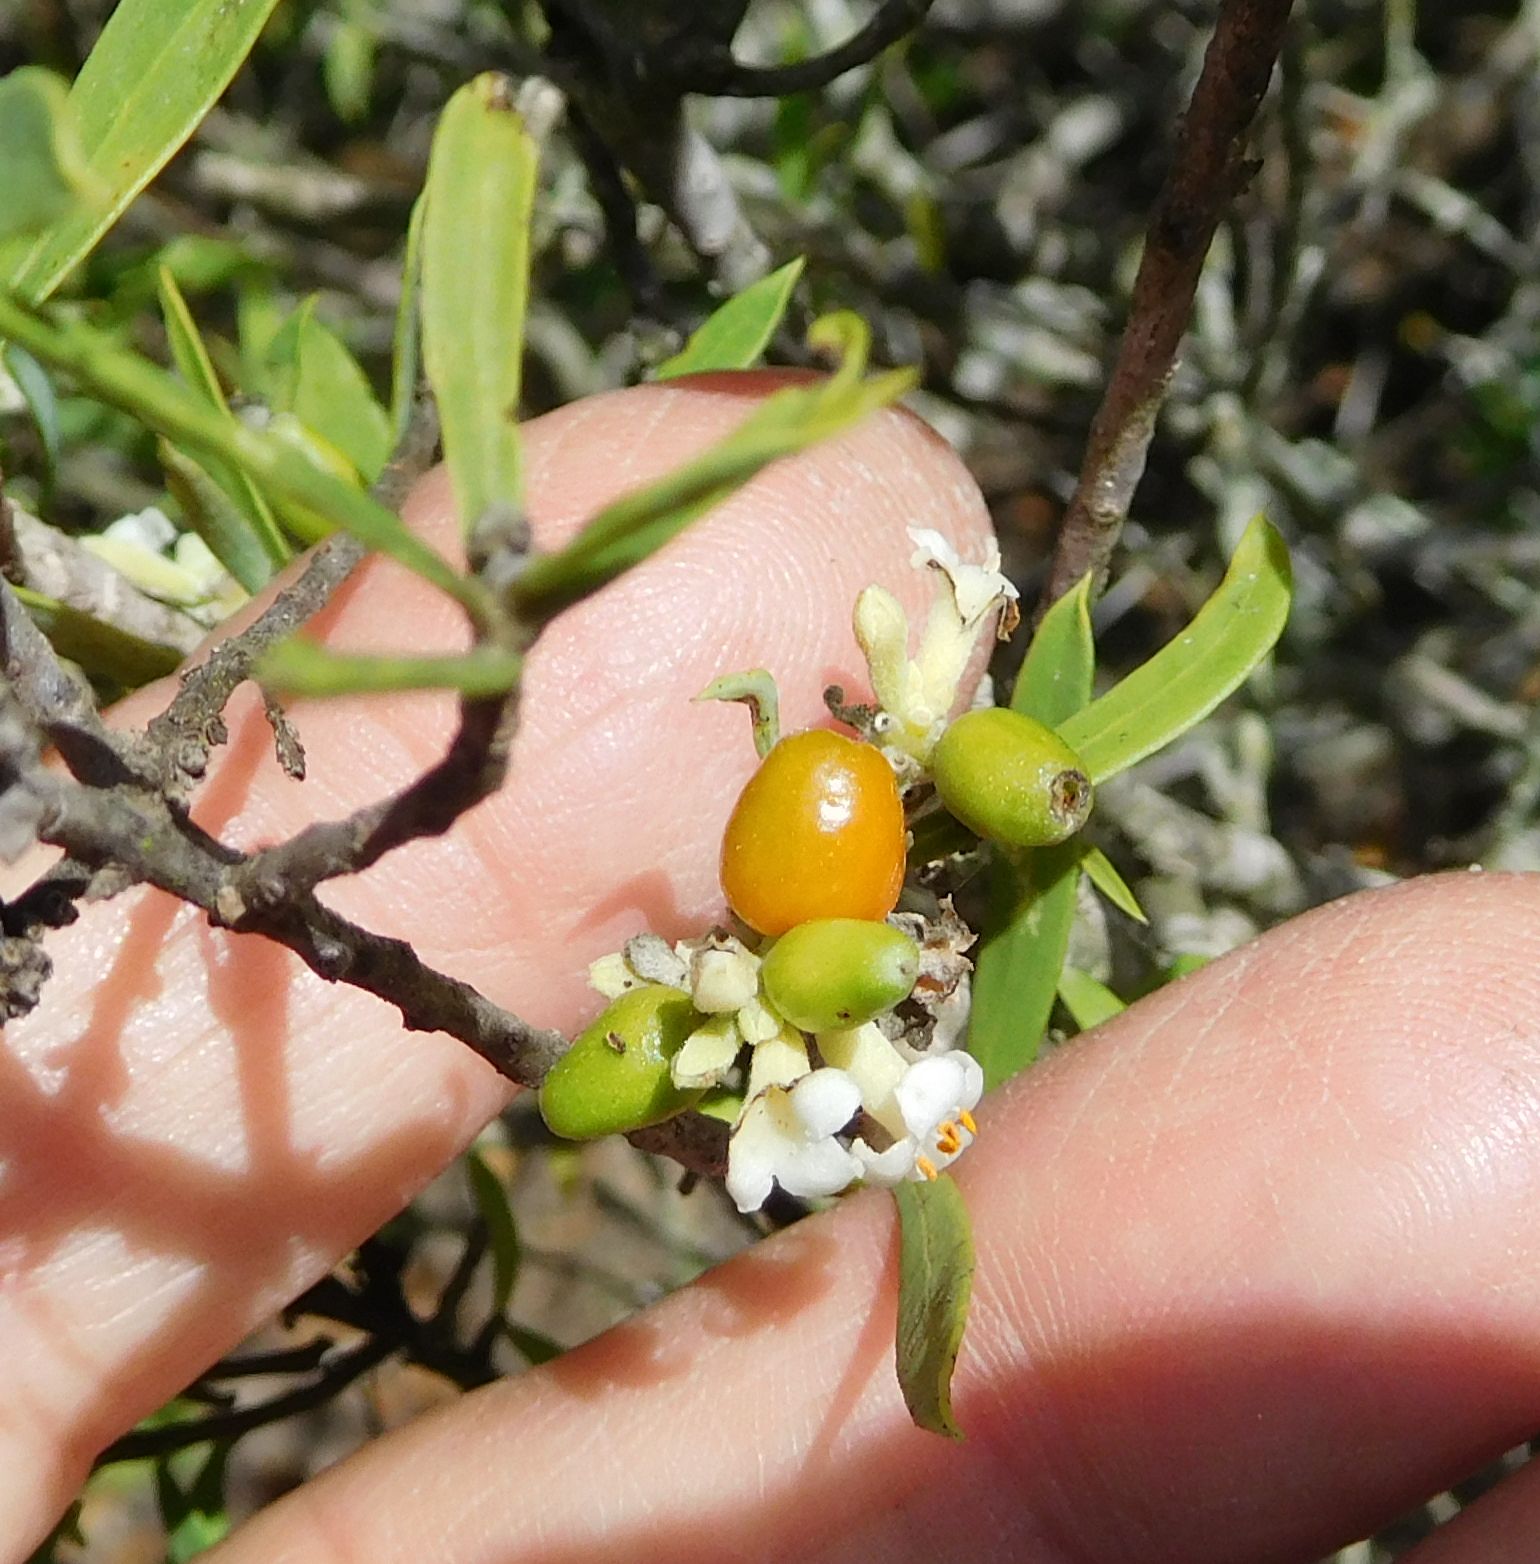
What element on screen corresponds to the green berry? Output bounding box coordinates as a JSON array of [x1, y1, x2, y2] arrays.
[[760, 918, 920, 1033], [931, 707, 1092, 848], [539, 985, 703, 1139]]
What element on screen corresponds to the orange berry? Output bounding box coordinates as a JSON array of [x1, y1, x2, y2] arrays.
[[720, 730, 906, 936]]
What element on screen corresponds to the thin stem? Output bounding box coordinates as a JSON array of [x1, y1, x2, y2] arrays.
[[1041, 0, 1297, 611]]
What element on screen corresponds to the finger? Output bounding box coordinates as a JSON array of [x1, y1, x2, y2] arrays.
[[0, 373, 995, 1559], [208, 872, 1540, 1564]]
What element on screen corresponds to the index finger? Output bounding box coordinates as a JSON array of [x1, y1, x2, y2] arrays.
[[0, 374, 995, 1559]]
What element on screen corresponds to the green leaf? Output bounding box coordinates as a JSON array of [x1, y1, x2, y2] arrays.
[[158, 266, 288, 582], [0, 67, 104, 242], [1011, 571, 1093, 727], [257, 641, 522, 699], [1164, 952, 1211, 982], [512, 313, 914, 619], [422, 73, 537, 534], [970, 567, 1097, 1088], [8, 0, 285, 302], [2, 343, 61, 501], [505, 1323, 561, 1366], [158, 265, 229, 410], [1078, 843, 1147, 924], [893, 1174, 974, 1441], [323, 16, 377, 125], [1058, 518, 1291, 784], [13, 584, 183, 687], [389, 194, 427, 449], [654, 257, 806, 380], [0, 293, 482, 614], [267, 298, 393, 482], [1057, 966, 1126, 1031], [159, 441, 274, 596], [969, 840, 1081, 1090], [156, 1444, 231, 1562], [466, 1149, 522, 1316]]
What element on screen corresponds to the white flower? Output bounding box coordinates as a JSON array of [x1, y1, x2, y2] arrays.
[[725, 1068, 864, 1213], [853, 529, 1019, 765], [854, 1051, 984, 1185], [820, 1022, 984, 1186], [908, 528, 1019, 629]]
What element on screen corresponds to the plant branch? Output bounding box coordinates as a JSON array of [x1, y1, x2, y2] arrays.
[[698, 0, 936, 97], [1041, 0, 1296, 610], [97, 1333, 395, 1466]]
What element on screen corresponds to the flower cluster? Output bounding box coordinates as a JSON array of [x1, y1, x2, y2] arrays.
[[586, 927, 983, 1213], [560, 526, 1020, 1214]]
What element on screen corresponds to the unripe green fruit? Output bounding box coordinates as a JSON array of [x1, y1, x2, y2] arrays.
[[539, 985, 703, 1139], [931, 707, 1093, 848], [761, 918, 920, 1033]]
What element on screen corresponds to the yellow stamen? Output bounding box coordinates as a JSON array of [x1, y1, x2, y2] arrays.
[[935, 1123, 960, 1155], [959, 1108, 978, 1136], [916, 1155, 939, 1181]]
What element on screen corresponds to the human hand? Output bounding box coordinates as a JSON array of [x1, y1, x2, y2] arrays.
[[4, 377, 1538, 1564]]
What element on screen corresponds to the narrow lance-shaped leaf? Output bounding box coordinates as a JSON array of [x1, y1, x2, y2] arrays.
[[266, 297, 393, 482], [969, 840, 1082, 1090], [1011, 571, 1093, 728], [157, 1444, 232, 1563], [466, 1149, 522, 1317], [513, 312, 913, 620], [159, 440, 278, 597], [11, 584, 183, 688], [390, 194, 427, 449], [1058, 517, 1291, 784], [1, 344, 60, 503], [158, 265, 288, 583], [0, 293, 484, 616], [1057, 966, 1127, 1032], [505, 1324, 561, 1366], [8, 0, 284, 301], [969, 573, 1096, 1089], [1077, 842, 1147, 924], [654, 256, 806, 380], [422, 74, 537, 535], [893, 1175, 975, 1440], [0, 67, 105, 242], [257, 641, 522, 700]]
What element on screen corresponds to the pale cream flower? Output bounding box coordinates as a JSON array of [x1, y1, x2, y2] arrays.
[[853, 528, 1019, 764], [690, 943, 760, 1013], [670, 1015, 741, 1090], [587, 951, 644, 1000]]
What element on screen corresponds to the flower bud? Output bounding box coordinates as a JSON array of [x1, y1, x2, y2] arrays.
[[539, 985, 703, 1140], [760, 918, 920, 1034], [931, 707, 1092, 848]]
